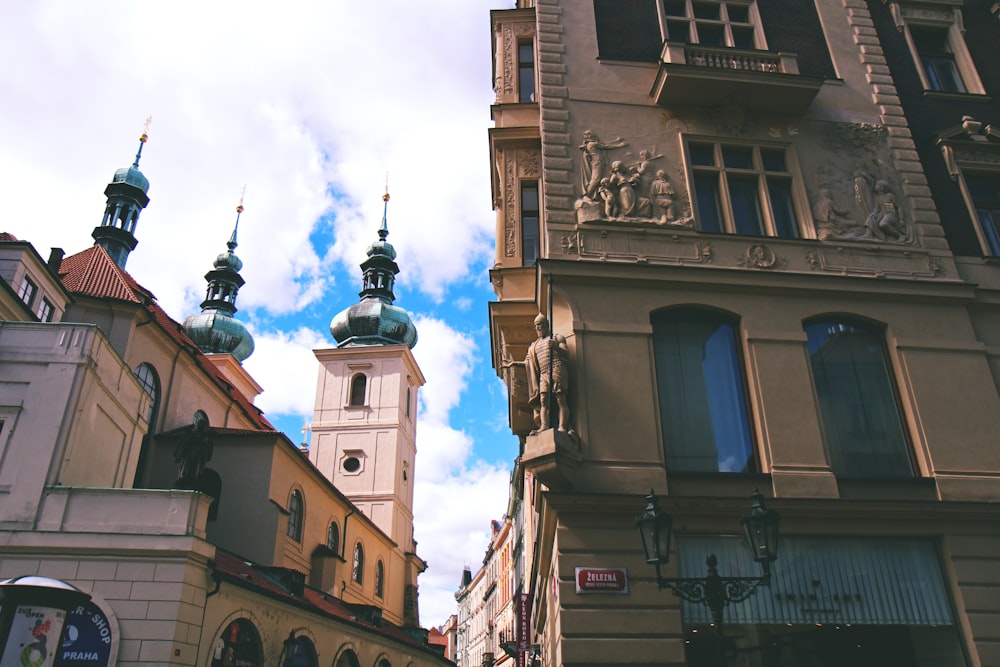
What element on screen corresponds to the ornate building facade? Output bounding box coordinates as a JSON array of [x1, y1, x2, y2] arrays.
[[487, 1, 1000, 665], [0, 137, 448, 667]]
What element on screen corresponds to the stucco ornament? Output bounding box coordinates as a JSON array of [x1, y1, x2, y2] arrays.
[[525, 313, 572, 434], [811, 150, 915, 244], [576, 131, 692, 226]]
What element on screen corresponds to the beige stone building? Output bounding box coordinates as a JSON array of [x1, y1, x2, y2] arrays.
[[487, 1, 1000, 666], [0, 137, 448, 667]]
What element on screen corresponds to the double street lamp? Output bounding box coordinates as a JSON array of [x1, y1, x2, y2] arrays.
[[635, 488, 779, 628]]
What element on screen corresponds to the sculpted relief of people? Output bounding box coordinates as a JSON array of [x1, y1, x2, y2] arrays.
[[575, 130, 692, 226], [812, 166, 913, 244]]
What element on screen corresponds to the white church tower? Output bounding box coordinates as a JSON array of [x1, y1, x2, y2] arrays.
[[308, 192, 423, 553]]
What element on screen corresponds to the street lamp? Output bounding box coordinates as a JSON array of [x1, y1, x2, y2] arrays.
[[635, 488, 779, 628]]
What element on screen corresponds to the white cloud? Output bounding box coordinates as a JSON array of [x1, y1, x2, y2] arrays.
[[243, 327, 329, 418]]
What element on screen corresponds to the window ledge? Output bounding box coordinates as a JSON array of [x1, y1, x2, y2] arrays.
[[666, 472, 772, 498], [922, 90, 991, 103], [835, 477, 937, 501]]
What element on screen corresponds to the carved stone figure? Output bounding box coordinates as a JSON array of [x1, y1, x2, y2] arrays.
[[650, 170, 677, 223], [630, 149, 663, 194], [864, 180, 907, 241], [525, 313, 571, 433], [580, 130, 627, 199], [812, 187, 852, 240], [609, 161, 637, 216], [174, 411, 213, 487]]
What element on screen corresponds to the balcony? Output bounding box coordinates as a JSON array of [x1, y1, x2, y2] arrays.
[[650, 42, 824, 114]]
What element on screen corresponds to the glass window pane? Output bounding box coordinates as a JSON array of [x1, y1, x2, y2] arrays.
[[804, 321, 912, 478], [760, 148, 786, 172], [518, 44, 535, 102], [692, 1, 719, 19], [731, 25, 755, 49], [690, 143, 716, 166], [728, 176, 764, 235], [694, 173, 723, 233], [652, 311, 755, 473], [666, 19, 691, 41], [722, 145, 753, 169], [726, 3, 750, 23], [663, 0, 686, 16], [696, 22, 725, 46], [965, 173, 1000, 255], [768, 179, 798, 238]]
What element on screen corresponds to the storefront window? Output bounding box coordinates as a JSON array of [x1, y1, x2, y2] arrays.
[[211, 619, 262, 667]]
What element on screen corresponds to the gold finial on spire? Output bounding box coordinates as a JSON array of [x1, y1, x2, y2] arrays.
[[383, 172, 390, 202], [140, 115, 152, 143], [237, 184, 247, 214]]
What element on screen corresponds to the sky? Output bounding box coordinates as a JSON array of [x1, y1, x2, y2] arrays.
[[0, 0, 517, 626]]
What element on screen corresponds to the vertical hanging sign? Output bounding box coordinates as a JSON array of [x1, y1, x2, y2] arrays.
[[516, 593, 531, 667]]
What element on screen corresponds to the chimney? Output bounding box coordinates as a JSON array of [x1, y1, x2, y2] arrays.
[[47, 248, 65, 272]]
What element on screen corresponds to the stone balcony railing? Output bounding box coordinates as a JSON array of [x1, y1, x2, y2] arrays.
[[651, 42, 823, 113]]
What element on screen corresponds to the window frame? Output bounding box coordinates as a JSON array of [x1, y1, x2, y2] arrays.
[[35, 297, 54, 323], [891, 2, 985, 96], [517, 39, 536, 103], [327, 520, 340, 552], [287, 489, 304, 542], [658, 0, 765, 49], [374, 560, 385, 598], [352, 542, 365, 584], [520, 180, 540, 267], [685, 138, 808, 239], [803, 318, 916, 479], [349, 373, 367, 407], [959, 169, 1000, 257], [651, 307, 758, 475], [17, 276, 37, 309]]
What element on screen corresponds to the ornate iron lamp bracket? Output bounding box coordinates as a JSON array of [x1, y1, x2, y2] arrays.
[[654, 554, 771, 626]]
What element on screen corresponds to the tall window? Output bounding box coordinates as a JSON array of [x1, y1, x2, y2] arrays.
[[327, 521, 340, 552], [663, 0, 759, 48], [518, 41, 535, 102], [804, 320, 913, 478], [652, 308, 755, 473], [521, 182, 540, 267], [349, 374, 367, 406], [287, 490, 304, 542], [17, 276, 37, 308], [689, 142, 799, 238], [909, 25, 964, 93], [964, 172, 1000, 256], [374, 560, 385, 598], [352, 543, 365, 584]]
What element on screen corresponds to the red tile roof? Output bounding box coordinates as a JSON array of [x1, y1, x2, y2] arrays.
[[58, 245, 273, 431], [0, 232, 19, 242]]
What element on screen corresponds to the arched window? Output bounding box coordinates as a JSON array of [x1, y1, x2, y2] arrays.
[[804, 319, 912, 478], [287, 490, 304, 542], [281, 635, 318, 667], [327, 520, 340, 552], [211, 618, 262, 667], [132, 362, 161, 487], [375, 560, 385, 598], [352, 543, 365, 584], [349, 374, 367, 406], [335, 650, 361, 667], [652, 308, 755, 473]]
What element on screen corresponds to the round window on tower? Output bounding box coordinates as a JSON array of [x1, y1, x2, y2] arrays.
[[343, 457, 361, 473]]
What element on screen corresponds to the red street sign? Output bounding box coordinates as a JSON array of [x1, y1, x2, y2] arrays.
[[575, 567, 629, 594]]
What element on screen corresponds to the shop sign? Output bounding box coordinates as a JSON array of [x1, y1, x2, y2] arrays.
[[55, 602, 112, 666], [574, 567, 628, 594]]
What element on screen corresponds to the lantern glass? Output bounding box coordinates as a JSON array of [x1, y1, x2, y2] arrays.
[[740, 489, 779, 563], [636, 490, 672, 564]]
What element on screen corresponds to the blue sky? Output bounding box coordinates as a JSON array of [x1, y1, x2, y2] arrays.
[[0, 0, 516, 625]]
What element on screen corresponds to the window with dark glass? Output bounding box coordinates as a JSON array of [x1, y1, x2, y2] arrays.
[[652, 308, 755, 473], [17, 276, 37, 308], [287, 490, 304, 541], [327, 521, 339, 552], [518, 41, 535, 102], [352, 543, 365, 584], [349, 373, 366, 406], [521, 181, 540, 267], [593, 0, 663, 61], [910, 25, 965, 93], [689, 141, 799, 238], [375, 560, 385, 598], [663, 0, 758, 48], [804, 320, 912, 478], [965, 172, 1000, 256]]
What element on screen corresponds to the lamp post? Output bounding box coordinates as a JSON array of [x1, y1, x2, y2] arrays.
[[636, 488, 779, 661]]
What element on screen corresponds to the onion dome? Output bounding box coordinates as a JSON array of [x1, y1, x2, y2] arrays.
[[330, 192, 418, 348], [183, 197, 255, 362], [92, 120, 153, 269]]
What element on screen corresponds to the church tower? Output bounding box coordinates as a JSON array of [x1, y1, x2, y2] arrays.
[[92, 122, 151, 269], [309, 192, 423, 554]]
